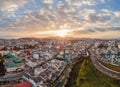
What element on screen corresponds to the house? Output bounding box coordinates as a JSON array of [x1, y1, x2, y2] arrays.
[[15, 82, 32, 87], [4, 53, 24, 72]]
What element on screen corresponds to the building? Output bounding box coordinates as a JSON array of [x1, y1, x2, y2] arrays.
[[4, 53, 24, 72], [15, 81, 32, 87]]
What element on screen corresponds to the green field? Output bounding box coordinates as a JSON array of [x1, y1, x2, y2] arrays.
[[65, 58, 120, 87]]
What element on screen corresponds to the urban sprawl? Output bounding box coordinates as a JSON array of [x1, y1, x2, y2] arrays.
[[0, 38, 120, 87]]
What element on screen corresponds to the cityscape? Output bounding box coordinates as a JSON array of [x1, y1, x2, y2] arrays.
[[0, 0, 120, 87]]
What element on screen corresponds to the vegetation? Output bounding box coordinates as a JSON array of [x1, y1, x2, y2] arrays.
[[0, 60, 6, 76], [65, 58, 120, 87], [65, 58, 83, 87]]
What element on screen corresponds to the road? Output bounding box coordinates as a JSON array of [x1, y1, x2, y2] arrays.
[[1, 42, 120, 86], [0, 71, 23, 81], [89, 44, 120, 80], [52, 44, 94, 87]]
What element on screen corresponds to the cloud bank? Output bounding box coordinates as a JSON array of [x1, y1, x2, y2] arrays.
[[0, 0, 120, 38]]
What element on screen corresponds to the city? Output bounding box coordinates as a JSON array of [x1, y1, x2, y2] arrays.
[[0, 0, 120, 87], [0, 38, 120, 87]]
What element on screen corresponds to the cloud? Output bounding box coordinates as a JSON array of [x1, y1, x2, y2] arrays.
[[106, 11, 120, 27], [93, 27, 120, 32], [66, 0, 103, 7], [114, 12, 120, 17], [0, 0, 29, 25], [101, 0, 105, 3], [82, 0, 96, 6], [42, 0, 54, 4], [0, 0, 120, 38], [87, 14, 111, 23], [0, 0, 28, 11]]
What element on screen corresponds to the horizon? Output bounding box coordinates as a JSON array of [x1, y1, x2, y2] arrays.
[[1, 36, 120, 40], [0, 0, 120, 38]]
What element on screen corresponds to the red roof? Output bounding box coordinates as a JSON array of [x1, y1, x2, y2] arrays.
[[16, 82, 32, 87]]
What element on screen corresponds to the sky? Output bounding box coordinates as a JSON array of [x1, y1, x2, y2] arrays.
[[0, 0, 120, 39]]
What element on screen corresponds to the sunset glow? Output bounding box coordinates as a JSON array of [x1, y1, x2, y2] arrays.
[[36, 29, 71, 37], [0, 0, 120, 39], [56, 30, 68, 37]]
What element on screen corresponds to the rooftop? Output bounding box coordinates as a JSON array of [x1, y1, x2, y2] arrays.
[[5, 53, 23, 68]]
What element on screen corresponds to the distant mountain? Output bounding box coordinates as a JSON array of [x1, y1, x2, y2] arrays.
[[18, 37, 95, 41], [0, 38, 8, 40], [10, 37, 120, 40], [19, 37, 40, 40]]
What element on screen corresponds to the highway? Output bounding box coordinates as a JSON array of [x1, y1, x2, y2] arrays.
[[52, 44, 93, 87], [89, 44, 120, 80]]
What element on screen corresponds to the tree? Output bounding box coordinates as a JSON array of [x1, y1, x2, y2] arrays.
[[0, 61, 6, 76], [0, 53, 2, 58]]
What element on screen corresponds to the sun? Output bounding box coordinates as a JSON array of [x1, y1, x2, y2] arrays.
[[56, 30, 67, 37]]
